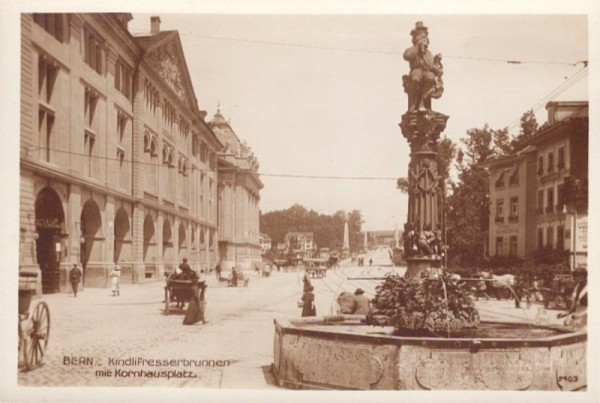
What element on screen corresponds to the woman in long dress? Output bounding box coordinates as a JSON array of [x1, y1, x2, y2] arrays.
[[110, 265, 121, 296], [301, 285, 316, 317]]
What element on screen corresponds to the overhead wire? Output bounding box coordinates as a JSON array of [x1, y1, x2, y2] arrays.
[[505, 65, 588, 133], [178, 32, 579, 67], [26, 145, 399, 180]]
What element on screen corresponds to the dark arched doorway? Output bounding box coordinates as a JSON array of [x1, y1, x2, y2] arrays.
[[113, 208, 130, 263], [35, 187, 65, 293], [178, 222, 187, 256], [80, 199, 102, 285]]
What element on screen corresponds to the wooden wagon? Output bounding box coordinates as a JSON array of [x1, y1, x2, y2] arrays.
[[164, 277, 206, 315], [18, 271, 50, 371]]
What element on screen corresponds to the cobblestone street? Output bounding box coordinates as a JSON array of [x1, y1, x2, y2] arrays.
[[18, 269, 303, 388], [18, 250, 568, 389]]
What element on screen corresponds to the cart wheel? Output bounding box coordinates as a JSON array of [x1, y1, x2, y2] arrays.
[[164, 288, 171, 315], [23, 301, 50, 371]]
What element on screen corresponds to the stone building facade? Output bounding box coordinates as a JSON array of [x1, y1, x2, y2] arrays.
[[485, 101, 588, 269], [20, 14, 223, 293], [211, 109, 263, 271]]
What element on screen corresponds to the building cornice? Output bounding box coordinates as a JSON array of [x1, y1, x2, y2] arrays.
[[21, 158, 217, 229]]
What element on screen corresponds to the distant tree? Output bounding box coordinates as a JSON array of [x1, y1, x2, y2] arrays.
[[446, 125, 500, 267], [260, 205, 363, 254], [493, 127, 512, 156], [436, 136, 456, 186], [510, 110, 538, 152], [446, 166, 489, 268]]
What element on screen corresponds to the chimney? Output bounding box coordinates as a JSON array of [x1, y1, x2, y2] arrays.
[[151, 16, 161, 34]]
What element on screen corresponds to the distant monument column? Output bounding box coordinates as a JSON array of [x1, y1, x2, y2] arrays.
[[399, 22, 449, 279]]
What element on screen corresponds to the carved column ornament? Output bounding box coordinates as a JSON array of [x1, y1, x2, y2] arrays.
[[399, 22, 448, 269]]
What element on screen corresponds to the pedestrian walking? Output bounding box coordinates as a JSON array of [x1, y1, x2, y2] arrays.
[[215, 263, 222, 280], [301, 285, 316, 317], [230, 267, 238, 287], [302, 273, 311, 292], [69, 263, 82, 297], [184, 269, 207, 325], [110, 264, 121, 296]]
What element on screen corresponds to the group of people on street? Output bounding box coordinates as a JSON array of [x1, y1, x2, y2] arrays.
[[68, 262, 121, 297]]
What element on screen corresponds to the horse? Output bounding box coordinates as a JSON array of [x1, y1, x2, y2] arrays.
[[479, 271, 516, 300]]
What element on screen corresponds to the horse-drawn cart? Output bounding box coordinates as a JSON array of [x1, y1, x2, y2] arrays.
[[304, 258, 328, 278], [18, 271, 50, 371], [164, 277, 206, 315]]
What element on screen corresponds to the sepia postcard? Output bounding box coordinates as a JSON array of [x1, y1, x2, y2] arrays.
[[1, 0, 598, 402]]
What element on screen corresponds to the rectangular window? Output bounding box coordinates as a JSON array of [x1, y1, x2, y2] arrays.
[[38, 108, 54, 162], [546, 188, 554, 213], [117, 113, 129, 189], [200, 142, 207, 164], [84, 130, 95, 177], [537, 228, 543, 249], [509, 197, 518, 221], [496, 237, 504, 256], [546, 226, 554, 248], [84, 87, 98, 129], [84, 27, 103, 74], [495, 199, 504, 222], [192, 134, 199, 157], [557, 185, 565, 213], [509, 168, 519, 185], [33, 14, 64, 42], [38, 57, 58, 104], [557, 226, 564, 250], [537, 190, 544, 214], [117, 113, 127, 143], [114, 59, 132, 100], [509, 236, 518, 256], [494, 172, 505, 189], [547, 151, 554, 173], [558, 146, 565, 169], [200, 174, 205, 218], [537, 156, 544, 176]]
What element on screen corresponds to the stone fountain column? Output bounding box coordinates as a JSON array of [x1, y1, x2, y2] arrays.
[[399, 22, 449, 279]]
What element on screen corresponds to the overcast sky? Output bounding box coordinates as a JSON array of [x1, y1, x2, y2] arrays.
[[127, 13, 588, 231]]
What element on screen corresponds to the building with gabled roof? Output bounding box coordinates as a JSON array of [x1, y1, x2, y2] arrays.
[[483, 101, 588, 269], [19, 14, 223, 293]]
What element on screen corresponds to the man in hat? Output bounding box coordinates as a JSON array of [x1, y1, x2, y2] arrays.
[[403, 21, 443, 112], [69, 263, 82, 297], [353, 288, 371, 315]]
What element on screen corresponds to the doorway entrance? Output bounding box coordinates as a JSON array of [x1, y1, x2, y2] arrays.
[[35, 187, 64, 294]]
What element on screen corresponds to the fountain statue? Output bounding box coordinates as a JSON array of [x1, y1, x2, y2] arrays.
[[271, 22, 587, 391], [399, 21, 449, 278]]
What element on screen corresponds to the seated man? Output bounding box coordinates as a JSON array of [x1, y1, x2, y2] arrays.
[[353, 288, 371, 315], [337, 291, 356, 314]]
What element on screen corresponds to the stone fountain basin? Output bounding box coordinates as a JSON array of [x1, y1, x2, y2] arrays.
[[272, 315, 586, 390]]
